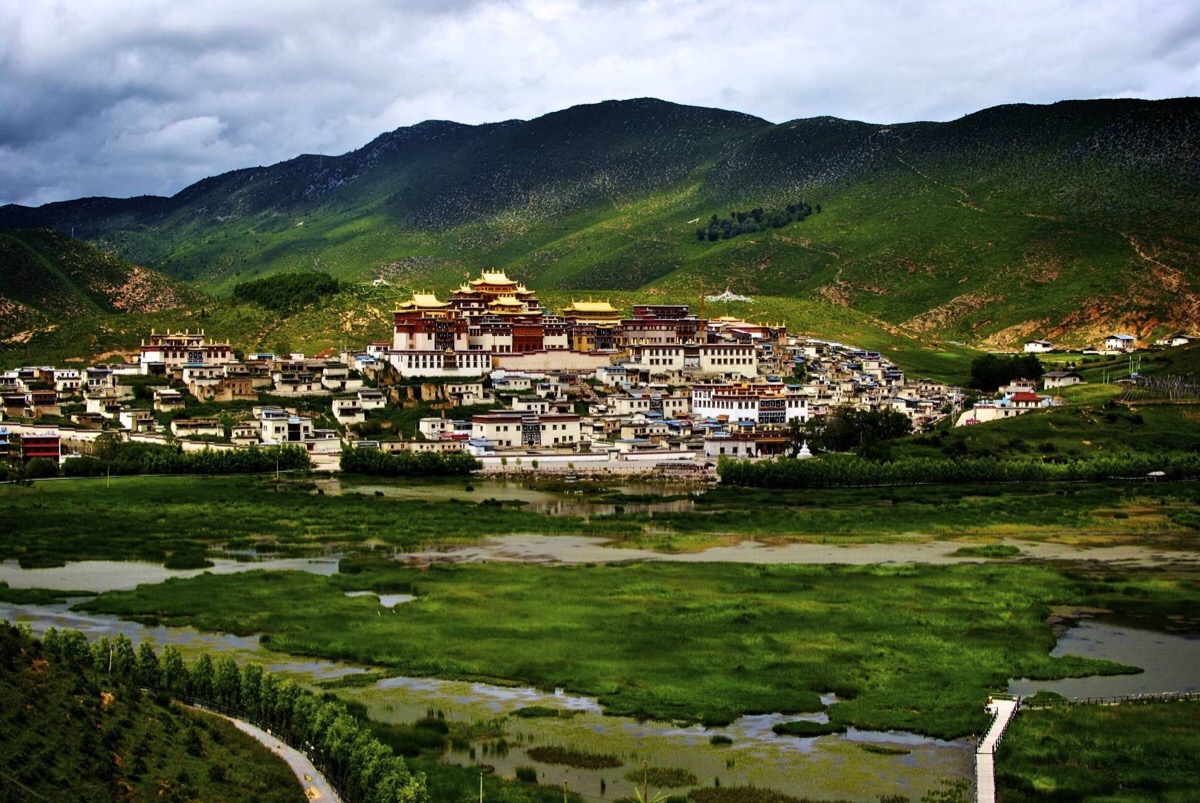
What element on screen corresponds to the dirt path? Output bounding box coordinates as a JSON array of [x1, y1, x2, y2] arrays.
[[402, 534, 1200, 567]]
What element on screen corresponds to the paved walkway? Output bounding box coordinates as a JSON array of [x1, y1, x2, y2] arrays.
[[186, 705, 341, 802], [976, 698, 1018, 803]]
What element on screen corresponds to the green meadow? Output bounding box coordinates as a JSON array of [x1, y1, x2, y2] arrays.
[[78, 560, 1198, 740]]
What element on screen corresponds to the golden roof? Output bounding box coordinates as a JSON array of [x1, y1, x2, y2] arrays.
[[397, 292, 448, 310], [565, 300, 619, 314], [488, 295, 525, 307], [471, 271, 517, 286]]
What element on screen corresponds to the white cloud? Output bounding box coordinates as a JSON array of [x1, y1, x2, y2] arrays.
[[1, 0, 1197, 205]]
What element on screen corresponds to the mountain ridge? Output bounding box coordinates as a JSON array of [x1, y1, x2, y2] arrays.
[[2, 96, 1197, 347]]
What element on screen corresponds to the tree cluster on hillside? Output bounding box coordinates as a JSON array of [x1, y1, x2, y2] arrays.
[[696, 202, 816, 242], [970, 354, 1045, 391], [32, 624, 427, 803], [232, 272, 340, 314]]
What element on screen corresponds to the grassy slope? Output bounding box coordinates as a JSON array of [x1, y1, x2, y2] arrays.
[[0, 229, 205, 341], [0, 623, 304, 802], [893, 399, 1200, 460]]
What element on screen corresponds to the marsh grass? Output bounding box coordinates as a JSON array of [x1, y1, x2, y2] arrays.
[[998, 701, 1200, 800], [77, 561, 1196, 739], [951, 545, 1022, 558], [771, 721, 846, 737], [624, 766, 699, 788], [526, 745, 622, 769], [4, 476, 1196, 571]]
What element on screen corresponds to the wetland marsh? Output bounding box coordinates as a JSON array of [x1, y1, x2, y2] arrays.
[[3, 473, 1198, 801]]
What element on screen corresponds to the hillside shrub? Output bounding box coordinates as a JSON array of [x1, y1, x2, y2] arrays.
[[232, 272, 339, 313], [696, 202, 813, 243]]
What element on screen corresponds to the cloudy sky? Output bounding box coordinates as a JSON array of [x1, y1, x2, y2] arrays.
[[2, 0, 1197, 206]]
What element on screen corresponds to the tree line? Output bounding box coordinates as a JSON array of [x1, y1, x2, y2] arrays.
[[970, 354, 1045, 391], [38, 626, 428, 803], [340, 446, 480, 477], [717, 452, 1200, 489], [2, 439, 311, 482], [695, 201, 816, 243]]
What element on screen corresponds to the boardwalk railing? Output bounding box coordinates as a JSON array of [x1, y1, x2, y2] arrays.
[[1021, 690, 1200, 709]]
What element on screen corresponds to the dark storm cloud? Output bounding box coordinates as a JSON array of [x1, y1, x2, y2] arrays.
[[1, 0, 1197, 206]]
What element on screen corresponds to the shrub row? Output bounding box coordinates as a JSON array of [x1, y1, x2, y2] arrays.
[[340, 446, 480, 477], [717, 453, 1200, 489], [46, 443, 313, 478]]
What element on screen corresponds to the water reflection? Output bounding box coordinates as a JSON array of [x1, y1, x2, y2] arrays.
[[316, 477, 698, 517], [1008, 619, 1200, 698], [0, 556, 340, 593]]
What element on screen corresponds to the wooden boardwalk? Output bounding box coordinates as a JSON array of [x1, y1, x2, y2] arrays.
[[975, 698, 1018, 803]]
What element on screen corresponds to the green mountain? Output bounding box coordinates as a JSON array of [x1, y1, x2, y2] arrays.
[[2, 97, 1198, 348], [0, 228, 203, 344]]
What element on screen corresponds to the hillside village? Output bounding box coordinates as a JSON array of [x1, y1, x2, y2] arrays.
[[0, 269, 1186, 475]]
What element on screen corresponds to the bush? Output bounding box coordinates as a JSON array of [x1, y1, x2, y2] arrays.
[[24, 458, 60, 479], [514, 766, 538, 783]]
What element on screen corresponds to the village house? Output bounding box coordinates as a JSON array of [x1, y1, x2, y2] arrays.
[[153, 388, 187, 413], [1155, 331, 1197, 348], [171, 418, 224, 439], [1104, 334, 1137, 353], [470, 412, 582, 450], [356, 388, 387, 410], [257, 407, 316, 443], [332, 398, 366, 427], [1042, 371, 1084, 389], [1024, 339, 1053, 353], [691, 382, 809, 425], [607, 392, 691, 419], [118, 409, 156, 433], [139, 330, 234, 375]]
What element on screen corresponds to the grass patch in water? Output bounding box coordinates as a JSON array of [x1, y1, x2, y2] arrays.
[[526, 745, 622, 769], [512, 705, 562, 718], [0, 582, 92, 605], [860, 743, 911, 756], [772, 720, 846, 737], [952, 544, 1022, 558], [624, 766, 698, 787]]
